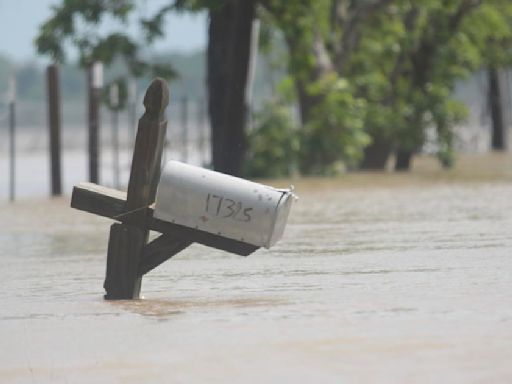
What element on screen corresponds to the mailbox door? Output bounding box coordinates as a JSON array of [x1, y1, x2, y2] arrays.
[[268, 192, 294, 247], [154, 161, 293, 248]]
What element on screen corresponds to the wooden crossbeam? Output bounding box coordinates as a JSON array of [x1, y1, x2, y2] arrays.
[[71, 182, 258, 257], [139, 233, 192, 277]]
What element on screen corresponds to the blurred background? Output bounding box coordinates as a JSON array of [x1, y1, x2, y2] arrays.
[[2, 3, 512, 382], [1, 0, 511, 199]]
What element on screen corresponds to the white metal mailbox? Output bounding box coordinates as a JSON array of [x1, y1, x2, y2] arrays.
[[154, 161, 296, 248]]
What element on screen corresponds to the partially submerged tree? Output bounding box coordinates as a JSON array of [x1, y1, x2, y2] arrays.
[[260, 0, 387, 173], [259, 0, 512, 172], [175, 0, 258, 175], [478, 0, 512, 151], [385, 0, 512, 168], [383, 0, 485, 170], [206, 1, 256, 176]]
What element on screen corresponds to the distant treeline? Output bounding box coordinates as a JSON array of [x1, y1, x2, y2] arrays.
[[0, 50, 279, 105], [0, 51, 207, 102]]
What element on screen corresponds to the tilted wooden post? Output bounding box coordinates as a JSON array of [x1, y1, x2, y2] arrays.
[[103, 78, 169, 299]]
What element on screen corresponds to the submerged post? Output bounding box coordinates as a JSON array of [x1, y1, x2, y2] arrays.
[[103, 78, 169, 299], [87, 62, 103, 184], [110, 82, 120, 189], [47, 64, 62, 196]]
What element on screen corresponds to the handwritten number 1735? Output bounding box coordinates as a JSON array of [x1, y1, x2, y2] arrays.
[[205, 193, 252, 222]]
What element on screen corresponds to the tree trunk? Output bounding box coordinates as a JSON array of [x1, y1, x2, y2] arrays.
[[394, 149, 413, 171], [488, 67, 506, 151], [360, 137, 392, 170], [207, 1, 256, 176]]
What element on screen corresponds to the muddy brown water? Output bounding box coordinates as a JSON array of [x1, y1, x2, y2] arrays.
[[1, 154, 511, 383]]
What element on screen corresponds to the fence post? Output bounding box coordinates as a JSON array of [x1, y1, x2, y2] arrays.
[[8, 75, 16, 202], [47, 64, 62, 196], [181, 96, 188, 163], [110, 82, 120, 189], [87, 62, 103, 184], [128, 79, 138, 147]]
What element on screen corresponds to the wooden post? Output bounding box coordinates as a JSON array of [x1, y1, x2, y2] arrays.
[[47, 64, 62, 196], [103, 78, 169, 300], [181, 96, 188, 163], [87, 62, 102, 184], [110, 83, 120, 189], [128, 79, 138, 147], [111, 108, 120, 189], [489, 67, 506, 151]]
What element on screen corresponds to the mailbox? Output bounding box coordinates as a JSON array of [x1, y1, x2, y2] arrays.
[[154, 161, 296, 248]]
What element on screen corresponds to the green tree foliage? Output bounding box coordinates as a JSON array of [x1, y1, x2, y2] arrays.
[[244, 100, 299, 178], [367, 0, 501, 170], [299, 74, 368, 173], [260, 0, 392, 173], [259, 0, 512, 173], [35, 0, 175, 78]]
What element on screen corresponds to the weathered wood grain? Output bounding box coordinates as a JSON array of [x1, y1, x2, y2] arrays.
[[87, 64, 101, 184], [125, 78, 168, 221], [138, 234, 192, 277], [104, 223, 145, 299], [47, 64, 62, 196], [71, 183, 126, 219], [103, 78, 169, 299]]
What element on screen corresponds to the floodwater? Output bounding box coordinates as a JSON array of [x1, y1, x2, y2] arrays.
[[1, 154, 512, 383]]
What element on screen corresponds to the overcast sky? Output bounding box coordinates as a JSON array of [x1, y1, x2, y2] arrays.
[[0, 0, 207, 62]]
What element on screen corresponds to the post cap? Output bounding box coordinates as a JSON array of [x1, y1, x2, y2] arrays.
[[143, 78, 169, 119]]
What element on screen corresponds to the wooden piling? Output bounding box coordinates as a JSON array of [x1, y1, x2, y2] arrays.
[[47, 64, 62, 196], [87, 63, 102, 184], [103, 78, 169, 300]]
